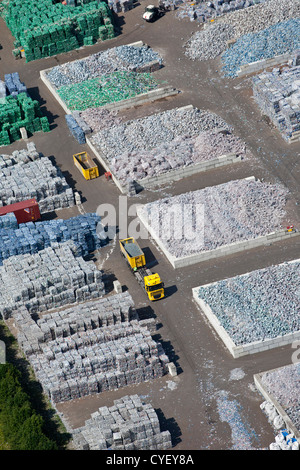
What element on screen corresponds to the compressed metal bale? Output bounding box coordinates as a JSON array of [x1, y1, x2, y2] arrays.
[[260, 363, 300, 432], [253, 65, 300, 141], [0, 241, 105, 319]]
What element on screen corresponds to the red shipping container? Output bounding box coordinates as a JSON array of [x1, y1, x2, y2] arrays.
[[0, 199, 41, 224]]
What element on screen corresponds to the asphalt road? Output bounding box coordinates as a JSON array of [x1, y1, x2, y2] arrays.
[[0, 5, 300, 450]]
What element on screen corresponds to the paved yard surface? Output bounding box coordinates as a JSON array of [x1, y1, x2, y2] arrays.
[[0, 5, 299, 450]]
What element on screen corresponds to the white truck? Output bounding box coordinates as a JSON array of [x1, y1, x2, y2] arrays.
[[142, 5, 161, 22]]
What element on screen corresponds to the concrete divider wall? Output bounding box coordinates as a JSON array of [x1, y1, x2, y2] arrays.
[[237, 52, 291, 77], [137, 153, 242, 190], [192, 287, 300, 359]]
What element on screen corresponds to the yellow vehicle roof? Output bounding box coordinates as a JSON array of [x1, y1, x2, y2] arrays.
[[145, 273, 161, 285]]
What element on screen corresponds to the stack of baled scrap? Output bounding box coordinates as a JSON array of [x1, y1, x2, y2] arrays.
[[0, 241, 105, 320], [14, 292, 138, 356], [72, 395, 172, 450], [17, 306, 168, 403], [0, 145, 75, 213], [0, 213, 103, 265], [1, 0, 115, 62], [0, 91, 50, 146], [253, 65, 300, 142], [108, 0, 136, 13]]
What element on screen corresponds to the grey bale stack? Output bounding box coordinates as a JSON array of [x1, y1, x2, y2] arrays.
[[14, 292, 138, 355], [24, 319, 168, 403], [72, 394, 172, 450], [0, 241, 105, 319], [0, 144, 74, 212], [0, 142, 39, 169], [253, 65, 300, 142]]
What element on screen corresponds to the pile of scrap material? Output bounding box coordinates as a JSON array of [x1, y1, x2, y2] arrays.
[[139, 178, 289, 257], [90, 106, 232, 163], [184, 0, 300, 63], [176, 0, 268, 23]]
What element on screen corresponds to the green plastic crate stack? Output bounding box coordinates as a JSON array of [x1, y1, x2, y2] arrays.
[[0, 93, 50, 146], [1, 0, 115, 62]]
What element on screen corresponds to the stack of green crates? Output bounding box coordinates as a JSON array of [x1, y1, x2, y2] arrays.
[[0, 93, 50, 146], [1, 0, 115, 62]]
